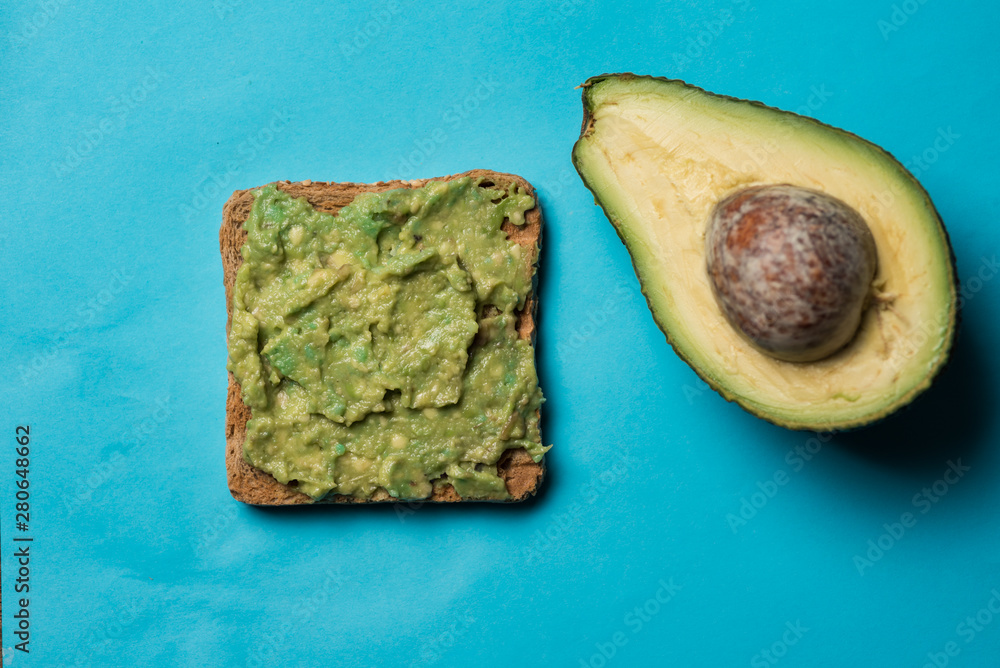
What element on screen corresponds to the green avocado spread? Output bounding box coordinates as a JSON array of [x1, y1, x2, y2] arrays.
[[227, 177, 547, 501]]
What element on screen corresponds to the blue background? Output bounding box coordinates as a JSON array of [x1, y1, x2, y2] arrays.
[[2, 1, 999, 666]]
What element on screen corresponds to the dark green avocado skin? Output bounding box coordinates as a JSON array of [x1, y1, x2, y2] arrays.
[[572, 73, 960, 431]]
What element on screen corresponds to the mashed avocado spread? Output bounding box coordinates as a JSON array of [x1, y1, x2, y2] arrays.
[[227, 178, 546, 500]]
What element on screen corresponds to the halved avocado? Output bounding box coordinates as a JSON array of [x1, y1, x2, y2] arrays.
[[572, 74, 958, 431]]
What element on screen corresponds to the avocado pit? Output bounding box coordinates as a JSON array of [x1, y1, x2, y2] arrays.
[[706, 184, 878, 363]]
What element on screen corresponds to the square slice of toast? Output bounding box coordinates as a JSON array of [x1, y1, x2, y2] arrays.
[[221, 170, 545, 505]]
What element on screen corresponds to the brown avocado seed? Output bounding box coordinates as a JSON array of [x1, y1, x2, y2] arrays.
[[706, 184, 878, 363]]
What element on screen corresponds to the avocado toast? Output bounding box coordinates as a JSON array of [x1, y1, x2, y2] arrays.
[[221, 170, 547, 504]]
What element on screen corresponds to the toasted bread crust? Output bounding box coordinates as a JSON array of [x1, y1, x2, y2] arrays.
[[221, 170, 544, 505]]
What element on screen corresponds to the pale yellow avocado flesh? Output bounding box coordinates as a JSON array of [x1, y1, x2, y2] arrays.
[[573, 75, 957, 430]]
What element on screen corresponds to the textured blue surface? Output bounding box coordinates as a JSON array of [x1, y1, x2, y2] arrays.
[[2, 1, 999, 666]]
